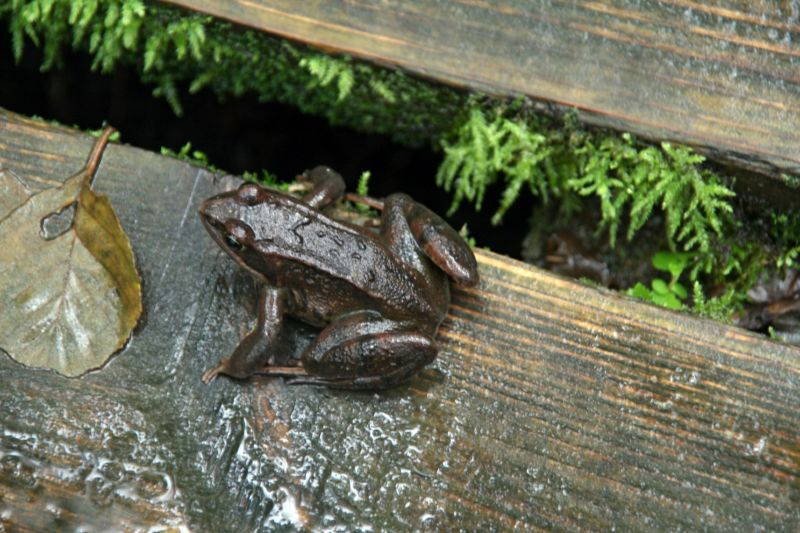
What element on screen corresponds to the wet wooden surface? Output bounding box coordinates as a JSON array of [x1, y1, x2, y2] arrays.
[[1, 110, 799, 531], [162, 0, 800, 181]]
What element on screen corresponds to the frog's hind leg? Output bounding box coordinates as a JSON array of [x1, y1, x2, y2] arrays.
[[381, 193, 479, 287], [256, 311, 438, 389]]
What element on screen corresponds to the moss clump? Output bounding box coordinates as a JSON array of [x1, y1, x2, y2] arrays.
[[438, 104, 735, 258], [436, 103, 800, 319], [4, 0, 466, 146], [437, 106, 568, 224]]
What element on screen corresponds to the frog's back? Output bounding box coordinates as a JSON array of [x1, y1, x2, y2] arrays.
[[243, 197, 448, 323]]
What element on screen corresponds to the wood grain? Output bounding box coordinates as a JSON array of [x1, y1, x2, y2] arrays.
[[0, 109, 798, 530], [161, 0, 800, 180]]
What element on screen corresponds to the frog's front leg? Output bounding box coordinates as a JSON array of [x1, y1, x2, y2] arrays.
[[254, 311, 438, 389], [202, 286, 292, 383]]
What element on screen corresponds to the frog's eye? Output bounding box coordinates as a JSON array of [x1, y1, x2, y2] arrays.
[[223, 220, 253, 251], [224, 233, 243, 250], [236, 183, 262, 205]]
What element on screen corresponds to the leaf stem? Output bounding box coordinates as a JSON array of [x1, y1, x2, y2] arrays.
[[83, 126, 117, 188]]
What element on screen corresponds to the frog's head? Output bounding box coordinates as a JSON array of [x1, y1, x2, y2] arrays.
[[199, 182, 276, 279]]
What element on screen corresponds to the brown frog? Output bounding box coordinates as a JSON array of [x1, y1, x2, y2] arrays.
[[199, 166, 479, 389]]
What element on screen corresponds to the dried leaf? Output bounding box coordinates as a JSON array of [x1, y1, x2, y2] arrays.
[[0, 128, 142, 376]]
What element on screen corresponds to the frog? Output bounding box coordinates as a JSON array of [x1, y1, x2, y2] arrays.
[[198, 166, 479, 389]]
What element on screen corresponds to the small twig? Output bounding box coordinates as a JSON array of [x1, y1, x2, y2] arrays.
[[345, 192, 385, 210], [83, 126, 117, 188]]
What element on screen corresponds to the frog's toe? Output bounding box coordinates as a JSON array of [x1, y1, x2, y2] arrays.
[[285, 376, 354, 388], [253, 365, 308, 378], [201, 358, 230, 384]]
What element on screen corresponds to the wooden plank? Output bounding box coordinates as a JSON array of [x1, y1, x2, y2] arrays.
[[161, 0, 800, 179], [1, 109, 799, 530]]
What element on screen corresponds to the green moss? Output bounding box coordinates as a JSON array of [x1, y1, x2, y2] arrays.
[[159, 140, 292, 190], [691, 282, 740, 323], [780, 172, 800, 189], [433, 103, 795, 319], [771, 212, 800, 269], [159, 141, 222, 173], [437, 105, 735, 259], [298, 54, 355, 103], [437, 105, 568, 224], [3, 0, 466, 145], [354, 170, 378, 215]]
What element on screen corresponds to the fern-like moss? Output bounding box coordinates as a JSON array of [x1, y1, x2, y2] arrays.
[[438, 106, 736, 256], [691, 282, 741, 323], [298, 54, 355, 102], [436, 106, 577, 224]]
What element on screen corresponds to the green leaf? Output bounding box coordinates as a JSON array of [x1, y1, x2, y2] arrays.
[[627, 282, 652, 300], [652, 251, 692, 278], [671, 282, 688, 299], [651, 291, 683, 310], [651, 278, 670, 295], [337, 67, 355, 101]]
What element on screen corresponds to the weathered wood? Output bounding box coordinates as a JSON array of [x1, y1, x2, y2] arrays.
[[1, 109, 798, 531], [162, 0, 800, 182]]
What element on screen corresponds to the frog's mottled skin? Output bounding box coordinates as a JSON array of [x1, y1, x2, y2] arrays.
[[199, 166, 479, 389]]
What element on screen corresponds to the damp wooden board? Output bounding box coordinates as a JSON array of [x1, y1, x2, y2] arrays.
[[162, 0, 800, 181], [0, 109, 798, 531]]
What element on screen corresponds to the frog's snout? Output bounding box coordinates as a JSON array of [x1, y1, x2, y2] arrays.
[[198, 195, 236, 244], [199, 193, 236, 226]]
